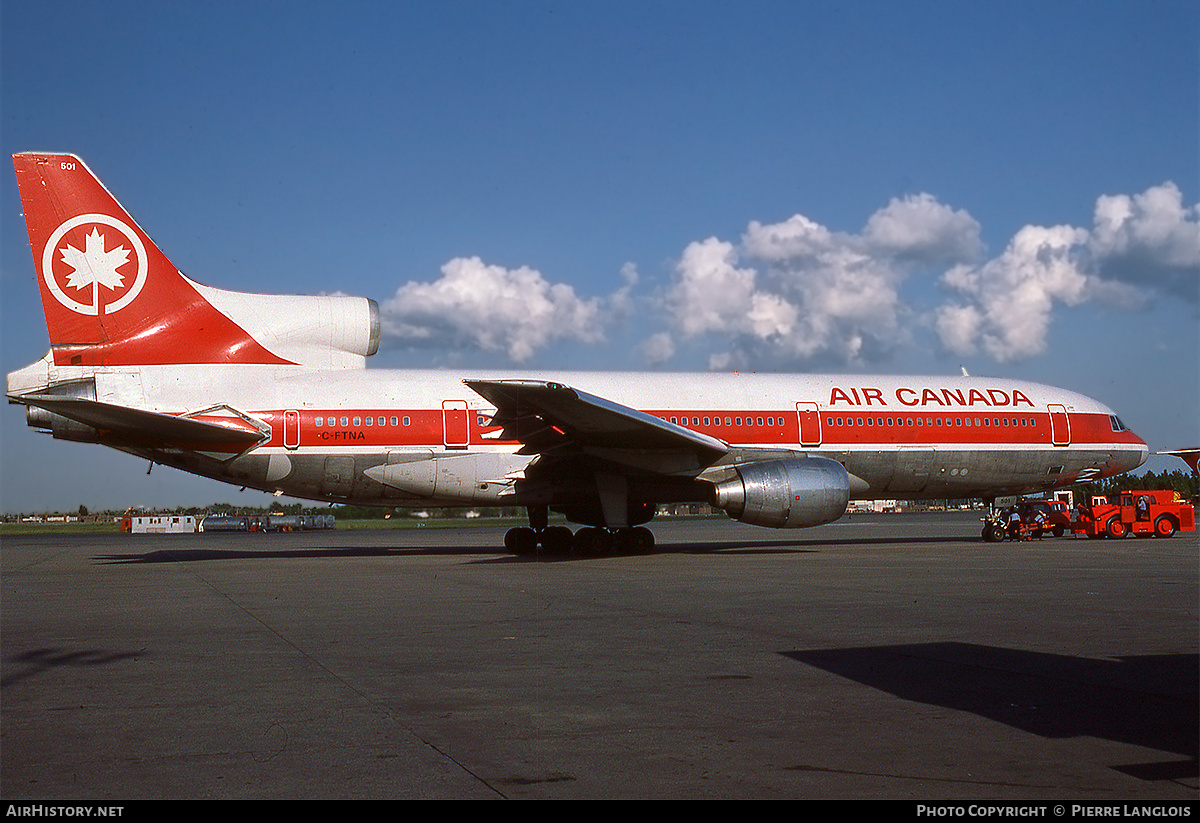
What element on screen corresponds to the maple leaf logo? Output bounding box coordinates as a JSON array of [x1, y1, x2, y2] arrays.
[[59, 228, 131, 292], [43, 215, 148, 315]]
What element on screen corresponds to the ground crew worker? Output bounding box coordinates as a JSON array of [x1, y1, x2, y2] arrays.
[[1136, 495, 1150, 521]]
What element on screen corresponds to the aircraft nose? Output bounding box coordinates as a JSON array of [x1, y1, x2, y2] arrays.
[[1124, 431, 1150, 472]]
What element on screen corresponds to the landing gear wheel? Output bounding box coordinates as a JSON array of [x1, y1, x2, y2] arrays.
[[540, 526, 574, 554], [504, 527, 539, 555], [574, 527, 613, 555], [618, 526, 655, 554], [982, 523, 1004, 543]]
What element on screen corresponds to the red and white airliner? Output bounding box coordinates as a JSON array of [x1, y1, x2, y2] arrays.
[[6, 153, 1149, 553]]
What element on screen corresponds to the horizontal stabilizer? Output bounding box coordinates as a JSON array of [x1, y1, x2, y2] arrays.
[[10, 394, 267, 453]]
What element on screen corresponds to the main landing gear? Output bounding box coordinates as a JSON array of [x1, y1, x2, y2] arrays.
[[504, 506, 655, 557]]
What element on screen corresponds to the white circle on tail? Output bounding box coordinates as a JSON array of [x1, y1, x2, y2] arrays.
[[42, 214, 148, 315]]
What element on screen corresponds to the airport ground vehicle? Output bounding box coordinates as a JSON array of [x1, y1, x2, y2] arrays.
[[981, 496, 1072, 542], [1072, 490, 1195, 539], [198, 513, 336, 532], [1019, 498, 1071, 538], [121, 514, 198, 533]]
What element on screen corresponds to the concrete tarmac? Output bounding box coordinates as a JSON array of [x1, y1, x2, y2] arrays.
[[2, 513, 1196, 800]]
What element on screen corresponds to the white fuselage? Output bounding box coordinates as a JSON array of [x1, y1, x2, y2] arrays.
[[9, 356, 1150, 508]]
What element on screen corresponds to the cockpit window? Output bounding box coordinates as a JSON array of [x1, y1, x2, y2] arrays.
[[1109, 415, 1127, 433]]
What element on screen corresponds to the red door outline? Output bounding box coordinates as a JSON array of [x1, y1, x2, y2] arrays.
[[1048, 404, 1070, 446], [442, 400, 469, 449], [283, 409, 300, 450], [796, 402, 822, 447]]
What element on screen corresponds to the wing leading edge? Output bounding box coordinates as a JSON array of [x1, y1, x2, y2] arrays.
[[464, 379, 728, 475]]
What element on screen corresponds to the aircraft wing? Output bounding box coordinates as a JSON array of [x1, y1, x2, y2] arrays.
[[9, 394, 267, 454], [1160, 448, 1200, 475], [464, 379, 728, 475]]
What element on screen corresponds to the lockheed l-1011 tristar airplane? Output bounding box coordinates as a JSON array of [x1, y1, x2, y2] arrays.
[[6, 153, 1149, 553]]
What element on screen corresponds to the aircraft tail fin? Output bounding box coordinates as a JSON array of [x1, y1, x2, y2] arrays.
[[12, 153, 379, 368]]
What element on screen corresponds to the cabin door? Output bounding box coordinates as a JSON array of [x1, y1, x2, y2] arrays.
[[442, 400, 470, 449], [796, 402, 822, 447], [1048, 404, 1070, 446]]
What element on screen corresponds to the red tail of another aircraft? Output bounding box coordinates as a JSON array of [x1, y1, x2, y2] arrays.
[[12, 153, 378, 368]]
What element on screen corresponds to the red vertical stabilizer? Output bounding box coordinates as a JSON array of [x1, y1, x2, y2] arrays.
[[12, 153, 292, 366]]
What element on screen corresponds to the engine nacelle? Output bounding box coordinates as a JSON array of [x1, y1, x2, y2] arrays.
[[710, 457, 850, 528], [22, 378, 100, 443], [27, 405, 100, 443], [189, 282, 381, 368]]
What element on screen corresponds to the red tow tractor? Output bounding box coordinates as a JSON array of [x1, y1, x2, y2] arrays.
[[1072, 490, 1195, 539]]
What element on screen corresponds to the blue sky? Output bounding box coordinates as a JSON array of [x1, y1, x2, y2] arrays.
[[2, 0, 1197, 512]]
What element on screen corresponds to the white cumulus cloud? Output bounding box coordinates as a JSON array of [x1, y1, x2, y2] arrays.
[[381, 256, 608, 362], [656, 193, 982, 368], [935, 224, 1092, 362], [935, 182, 1196, 362], [1088, 182, 1200, 300], [376, 185, 1195, 369]]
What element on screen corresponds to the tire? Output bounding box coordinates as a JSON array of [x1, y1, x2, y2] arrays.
[[504, 527, 538, 555], [1154, 515, 1177, 538], [1106, 518, 1127, 539], [574, 527, 613, 555], [616, 526, 655, 554], [540, 526, 574, 554]]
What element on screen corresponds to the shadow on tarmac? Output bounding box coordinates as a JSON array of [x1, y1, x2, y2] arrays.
[[90, 531, 986, 565], [785, 642, 1199, 784], [2, 647, 144, 688]]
